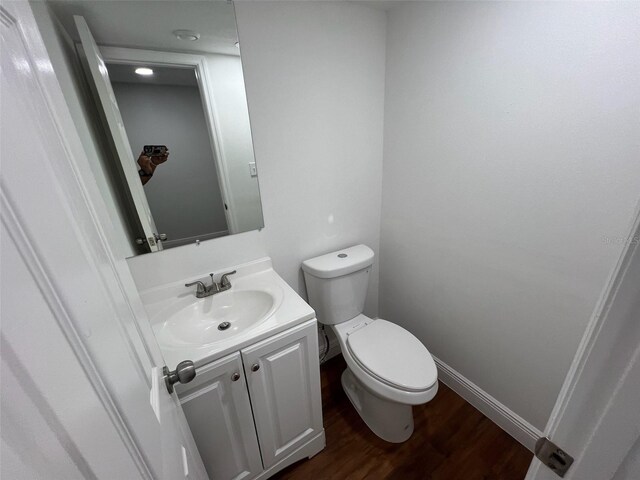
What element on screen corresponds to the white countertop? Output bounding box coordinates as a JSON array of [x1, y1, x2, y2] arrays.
[[139, 257, 316, 369]]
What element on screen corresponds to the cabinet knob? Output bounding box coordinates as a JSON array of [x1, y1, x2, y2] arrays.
[[251, 363, 260, 372], [231, 372, 240, 382]]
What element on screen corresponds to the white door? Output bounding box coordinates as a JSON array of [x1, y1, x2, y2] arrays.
[[73, 15, 162, 252], [177, 353, 263, 480], [0, 3, 206, 478], [241, 320, 323, 469], [526, 211, 640, 480]]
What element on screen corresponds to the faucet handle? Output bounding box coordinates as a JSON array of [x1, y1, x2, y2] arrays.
[[220, 270, 237, 288], [185, 280, 206, 296]]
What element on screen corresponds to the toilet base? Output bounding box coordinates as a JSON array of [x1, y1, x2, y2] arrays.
[[341, 368, 414, 443]]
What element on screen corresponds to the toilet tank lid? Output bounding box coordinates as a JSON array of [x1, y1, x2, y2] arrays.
[[302, 244, 374, 279]]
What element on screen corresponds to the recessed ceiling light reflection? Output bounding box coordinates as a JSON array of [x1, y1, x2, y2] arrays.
[[135, 67, 154, 76]]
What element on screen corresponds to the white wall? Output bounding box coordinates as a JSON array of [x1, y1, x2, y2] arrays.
[[128, 1, 386, 318], [112, 81, 228, 242], [237, 1, 385, 314], [380, 1, 640, 430]]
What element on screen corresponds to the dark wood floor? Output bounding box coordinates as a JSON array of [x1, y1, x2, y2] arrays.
[[273, 355, 532, 480]]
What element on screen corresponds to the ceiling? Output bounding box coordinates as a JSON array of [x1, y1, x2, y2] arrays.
[[106, 63, 198, 87], [47, 0, 240, 56]]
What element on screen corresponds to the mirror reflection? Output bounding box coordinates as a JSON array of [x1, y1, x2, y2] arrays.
[[48, 0, 264, 253], [108, 63, 233, 248]]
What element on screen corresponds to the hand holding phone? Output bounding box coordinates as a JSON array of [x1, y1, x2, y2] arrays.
[[143, 145, 168, 157], [138, 145, 169, 185]]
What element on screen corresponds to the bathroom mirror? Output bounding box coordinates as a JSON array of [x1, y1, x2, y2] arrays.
[[48, 0, 264, 253]]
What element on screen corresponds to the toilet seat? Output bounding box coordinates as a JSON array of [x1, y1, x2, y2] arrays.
[[346, 319, 437, 393]]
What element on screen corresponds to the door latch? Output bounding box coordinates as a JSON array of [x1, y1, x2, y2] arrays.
[[535, 437, 574, 477]]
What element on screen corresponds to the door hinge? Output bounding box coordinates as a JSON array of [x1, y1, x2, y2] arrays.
[[135, 233, 166, 246], [535, 437, 574, 478], [135, 236, 156, 246]]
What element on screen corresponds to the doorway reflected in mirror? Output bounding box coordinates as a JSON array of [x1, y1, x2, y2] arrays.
[[108, 63, 231, 248]]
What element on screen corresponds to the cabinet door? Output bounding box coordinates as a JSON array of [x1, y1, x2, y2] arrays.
[[176, 352, 262, 480], [241, 320, 323, 468]]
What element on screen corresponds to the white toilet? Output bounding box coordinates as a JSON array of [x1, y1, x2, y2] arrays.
[[302, 244, 438, 443]]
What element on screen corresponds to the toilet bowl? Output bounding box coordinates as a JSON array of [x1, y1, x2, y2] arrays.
[[333, 315, 438, 442], [302, 245, 438, 443]]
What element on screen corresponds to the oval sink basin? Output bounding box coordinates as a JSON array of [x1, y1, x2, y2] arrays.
[[154, 290, 276, 347]]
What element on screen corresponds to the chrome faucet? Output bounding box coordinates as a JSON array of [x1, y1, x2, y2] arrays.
[[185, 270, 236, 298]]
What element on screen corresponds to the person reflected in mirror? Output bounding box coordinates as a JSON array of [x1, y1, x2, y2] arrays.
[[137, 147, 169, 185]]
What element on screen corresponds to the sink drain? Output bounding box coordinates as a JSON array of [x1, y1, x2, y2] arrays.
[[218, 322, 231, 331]]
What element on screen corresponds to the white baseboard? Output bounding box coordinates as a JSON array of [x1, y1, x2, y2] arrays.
[[432, 355, 542, 452]]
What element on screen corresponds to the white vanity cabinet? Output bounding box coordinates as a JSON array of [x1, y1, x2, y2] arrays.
[[241, 320, 324, 469], [176, 352, 263, 480], [177, 319, 324, 480]]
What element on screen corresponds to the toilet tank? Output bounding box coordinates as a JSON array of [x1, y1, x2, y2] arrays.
[[302, 245, 374, 325]]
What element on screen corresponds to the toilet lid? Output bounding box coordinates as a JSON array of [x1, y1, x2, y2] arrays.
[[347, 319, 437, 392]]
